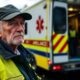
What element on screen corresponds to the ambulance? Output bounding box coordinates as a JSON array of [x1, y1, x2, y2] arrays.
[[22, 0, 80, 72]]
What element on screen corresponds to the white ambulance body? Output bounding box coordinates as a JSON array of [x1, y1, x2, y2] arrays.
[[22, 0, 80, 72]]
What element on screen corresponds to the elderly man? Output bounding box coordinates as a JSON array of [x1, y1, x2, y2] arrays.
[[0, 5, 38, 80]]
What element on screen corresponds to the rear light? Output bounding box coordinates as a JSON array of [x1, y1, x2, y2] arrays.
[[52, 65, 63, 71], [48, 60, 52, 65]]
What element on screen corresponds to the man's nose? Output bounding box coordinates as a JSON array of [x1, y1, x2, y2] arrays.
[[17, 24, 24, 32]]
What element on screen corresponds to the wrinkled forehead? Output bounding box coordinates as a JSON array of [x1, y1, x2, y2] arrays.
[[8, 15, 25, 22]]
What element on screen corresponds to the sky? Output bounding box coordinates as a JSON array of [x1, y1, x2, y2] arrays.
[[0, 0, 41, 9]]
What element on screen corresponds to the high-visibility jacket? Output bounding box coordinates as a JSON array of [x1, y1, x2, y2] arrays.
[[0, 56, 24, 80], [69, 30, 76, 38], [0, 40, 38, 80]]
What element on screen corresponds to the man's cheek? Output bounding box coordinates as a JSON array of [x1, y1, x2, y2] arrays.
[[7, 34, 13, 41]]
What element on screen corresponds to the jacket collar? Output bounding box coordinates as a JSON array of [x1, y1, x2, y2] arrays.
[[0, 39, 19, 59]]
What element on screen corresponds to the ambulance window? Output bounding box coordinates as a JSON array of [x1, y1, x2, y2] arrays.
[[25, 22, 27, 34], [53, 7, 66, 34]]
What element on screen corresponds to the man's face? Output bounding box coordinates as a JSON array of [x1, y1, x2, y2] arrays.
[[1, 16, 25, 46]]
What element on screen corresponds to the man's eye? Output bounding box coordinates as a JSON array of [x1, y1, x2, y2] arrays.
[[7, 20, 25, 26], [8, 22, 15, 25], [21, 22, 25, 25]]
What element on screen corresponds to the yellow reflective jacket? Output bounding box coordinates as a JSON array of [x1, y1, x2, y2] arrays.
[[0, 56, 24, 80], [69, 30, 76, 38], [0, 40, 38, 80]]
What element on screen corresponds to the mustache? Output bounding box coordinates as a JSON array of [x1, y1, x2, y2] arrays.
[[14, 32, 24, 37]]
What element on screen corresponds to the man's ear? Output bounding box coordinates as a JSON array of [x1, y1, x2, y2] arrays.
[[0, 32, 2, 38], [0, 34, 1, 38]]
